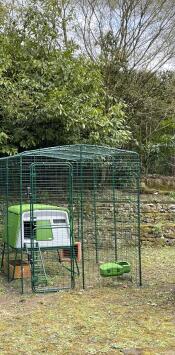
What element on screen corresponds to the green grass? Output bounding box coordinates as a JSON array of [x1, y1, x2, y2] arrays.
[[0, 245, 175, 354]]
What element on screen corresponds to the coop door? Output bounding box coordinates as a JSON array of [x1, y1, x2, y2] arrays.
[[29, 162, 74, 293], [36, 220, 53, 241]]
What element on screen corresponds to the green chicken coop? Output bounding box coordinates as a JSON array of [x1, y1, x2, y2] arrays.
[[3, 204, 71, 249]]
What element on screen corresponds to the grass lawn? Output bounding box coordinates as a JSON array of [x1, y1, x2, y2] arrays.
[[0, 244, 175, 355]]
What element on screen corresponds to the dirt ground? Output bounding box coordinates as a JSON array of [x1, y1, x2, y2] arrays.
[[0, 244, 175, 355]]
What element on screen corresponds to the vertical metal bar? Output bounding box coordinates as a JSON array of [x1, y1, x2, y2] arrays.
[[30, 164, 35, 291], [68, 164, 75, 288], [93, 160, 98, 263], [136, 167, 142, 286], [12, 249, 18, 281], [1, 243, 5, 270], [20, 155, 24, 293], [80, 147, 85, 289], [112, 159, 117, 261], [6, 159, 10, 282], [76, 162, 80, 241]]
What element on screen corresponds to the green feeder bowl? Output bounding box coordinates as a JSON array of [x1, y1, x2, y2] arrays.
[[116, 261, 131, 273], [100, 262, 123, 277]]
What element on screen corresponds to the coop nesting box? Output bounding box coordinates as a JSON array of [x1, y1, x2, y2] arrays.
[[4, 204, 71, 249], [3, 258, 31, 279]]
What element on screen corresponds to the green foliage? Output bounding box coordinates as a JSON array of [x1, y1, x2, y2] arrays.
[[0, 132, 17, 155], [102, 60, 175, 174], [0, 0, 174, 175], [0, 1, 130, 152], [0, 50, 130, 149]]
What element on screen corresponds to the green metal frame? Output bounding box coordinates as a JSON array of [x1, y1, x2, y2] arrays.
[[30, 162, 75, 292], [0, 144, 141, 294]]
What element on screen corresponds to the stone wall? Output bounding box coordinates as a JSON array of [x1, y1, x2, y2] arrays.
[[142, 175, 175, 191], [141, 196, 175, 244]]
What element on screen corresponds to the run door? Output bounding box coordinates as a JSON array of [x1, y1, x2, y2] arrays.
[[29, 162, 74, 293]]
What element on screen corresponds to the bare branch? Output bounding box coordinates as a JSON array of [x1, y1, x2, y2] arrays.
[[75, 0, 175, 70]]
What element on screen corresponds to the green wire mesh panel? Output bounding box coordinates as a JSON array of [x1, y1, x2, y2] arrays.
[[0, 156, 22, 285], [0, 145, 141, 293], [73, 154, 141, 289], [30, 162, 75, 293]]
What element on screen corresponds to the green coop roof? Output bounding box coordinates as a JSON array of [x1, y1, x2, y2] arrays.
[[8, 204, 69, 215], [21, 144, 139, 161], [0, 144, 139, 162]]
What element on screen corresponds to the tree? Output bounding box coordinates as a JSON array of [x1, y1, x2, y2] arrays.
[[0, 2, 130, 152], [75, 0, 175, 70], [0, 0, 174, 176], [122, 70, 175, 174]]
